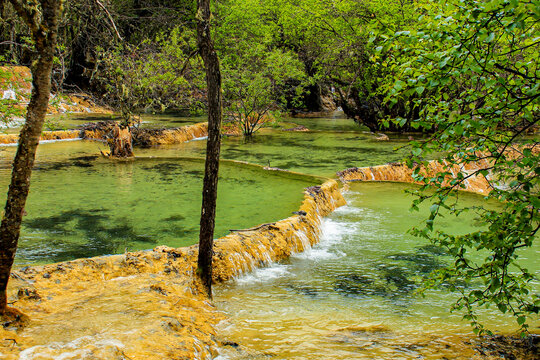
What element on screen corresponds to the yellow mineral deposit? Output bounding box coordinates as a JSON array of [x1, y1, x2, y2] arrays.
[[0, 66, 32, 95], [0, 130, 82, 145], [337, 146, 538, 196], [1, 66, 112, 116], [143, 122, 209, 145], [337, 160, 493, 194], [1, 179, 345, 359], [0, 122, 209, 146], [212, 180, 345, 282]]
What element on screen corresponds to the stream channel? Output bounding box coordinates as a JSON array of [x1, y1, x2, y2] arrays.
[[1, 113, 538, 358]]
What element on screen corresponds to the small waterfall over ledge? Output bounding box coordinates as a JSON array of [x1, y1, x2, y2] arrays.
[[212, 180, 345, 282]]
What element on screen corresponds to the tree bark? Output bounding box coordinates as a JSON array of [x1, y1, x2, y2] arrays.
[[108, 123, 134, 158], [196, 0, 222, 298], [0, 0, 62, 314]]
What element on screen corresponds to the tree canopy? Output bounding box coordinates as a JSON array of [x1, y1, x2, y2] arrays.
[[380, 0, 539, 334]]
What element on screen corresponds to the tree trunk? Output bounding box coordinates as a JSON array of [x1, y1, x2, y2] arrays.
[[108, 123, 134, 158], [0, 0, 62, 314], [196, 0, 222, 298]]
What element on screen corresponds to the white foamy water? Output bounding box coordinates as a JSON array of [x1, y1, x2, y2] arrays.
[[320, 216, 359, 240], [292, 246, 344, 260], [292, 218, 351, 261], [0, 138, 82, 147], [234, 263, 292, 285], [19, 336, 125, 360]]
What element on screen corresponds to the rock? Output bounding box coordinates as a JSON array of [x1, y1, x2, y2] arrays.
[[17, 288, 41, 301], [283, 125, 310, 132], [336, 324, 390, 333]]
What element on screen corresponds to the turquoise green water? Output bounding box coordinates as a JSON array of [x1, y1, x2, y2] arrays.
[[3, 113, 408, 264], [285, 112, 362, 132], [43, 112, 411, 178], [215, 182, 540, 359], [137, 129, 411, 178], [0, 144, 317, 264], [12, 111, 413, 177], [43, 112, 206, 131], [0, 115, 471, 264]]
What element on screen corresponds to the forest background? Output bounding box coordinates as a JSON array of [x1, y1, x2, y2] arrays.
[[0, 0, 424, 132]]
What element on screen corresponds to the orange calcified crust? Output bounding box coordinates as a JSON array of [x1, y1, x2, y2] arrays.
[[1, 66, 112, 116], [0, 130, 81, 144], [0, 122, 209, 145], [337, 146, 539, 195], [142, 122, 209, 145], [337, 159, 493, 194]]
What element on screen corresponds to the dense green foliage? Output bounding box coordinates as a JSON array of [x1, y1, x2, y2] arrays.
[[214, 0, 427, 130], [1, 0, 427, 130], [95, 26, 205, 116], [383, 0, 539, 334], [214, 0, 306, 135]]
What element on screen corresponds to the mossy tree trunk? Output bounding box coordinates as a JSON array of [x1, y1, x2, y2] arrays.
[[196, 0, 222, 298], [0, 0, 63, 314]]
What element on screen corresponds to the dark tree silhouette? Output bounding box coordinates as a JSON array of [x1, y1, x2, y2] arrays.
[[196, 0, 223, 298], [0, 0, 63, 315]]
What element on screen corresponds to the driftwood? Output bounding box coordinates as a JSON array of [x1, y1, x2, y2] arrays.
[[229, 222, 277, 232]]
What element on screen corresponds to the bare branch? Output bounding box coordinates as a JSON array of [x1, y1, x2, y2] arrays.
[[95, 0, 123, 41]]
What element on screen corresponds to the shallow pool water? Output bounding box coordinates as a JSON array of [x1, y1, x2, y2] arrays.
[[214, 182, 540, 359], [45, 112, 207, 131], [137, 129, 412, 178], [0, 148, 318, 264], [0, 114, 415, 263]]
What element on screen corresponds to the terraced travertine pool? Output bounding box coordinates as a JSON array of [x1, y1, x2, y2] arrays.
[[0, 113, 537, 359], [0, 113, 412, 264]]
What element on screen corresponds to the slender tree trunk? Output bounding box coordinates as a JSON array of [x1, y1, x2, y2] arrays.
[[0, 0, 62, 314], [196, 0, 222, 298]]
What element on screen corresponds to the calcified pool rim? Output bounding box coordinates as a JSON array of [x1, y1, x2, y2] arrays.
[[1, 179, 345, 359], [0, 121, 209, 145]]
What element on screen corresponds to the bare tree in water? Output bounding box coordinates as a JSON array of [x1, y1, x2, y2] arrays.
[[196, 0, 222, 298], [0, 0, 63, 315]]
